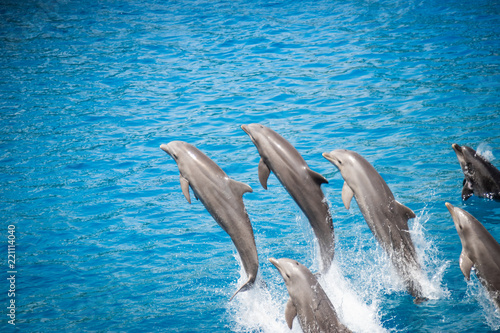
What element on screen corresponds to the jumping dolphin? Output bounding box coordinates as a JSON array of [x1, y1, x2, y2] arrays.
[[445, 202, 500, 309], [323, 149, 426, 302], [269, 257, 351, 333], [161, 141, 259, 300], [451, 143, 500, 201], [241, 124, 335, 272]]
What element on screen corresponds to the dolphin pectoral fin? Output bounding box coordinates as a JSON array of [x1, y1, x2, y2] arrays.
[[342, 182, 354, 210], [395, 200, 416, 220], [230, 179, 253, 197], [285, 298, 297, 329], [180, 176, 191, 204], [462, 182, 474, 201], [258, 158, 271, 190], [308, 168, 329, 185], [460, 251, 473, 280]]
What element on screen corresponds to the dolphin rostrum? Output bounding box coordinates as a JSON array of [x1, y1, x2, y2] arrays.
[[451, 143, 500, 201], [241, 124, 335, 272], [161, 141, 259, 300], [269, 257, 351, 333], [445, 202, 500, 309], [323, 149, 426, 302]]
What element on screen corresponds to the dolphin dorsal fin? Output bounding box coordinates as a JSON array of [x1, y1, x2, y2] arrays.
[[460, 251, 473, 280], [308, 168, 329, 185], [230, 179, 253, 197], [258, 158, 271, 190], [285, 298, 297, 329], [395, 200, 416, 220], [342, 182, 354, 210], [180, 175, 191, 204]]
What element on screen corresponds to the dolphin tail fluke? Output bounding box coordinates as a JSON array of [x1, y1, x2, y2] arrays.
[[413, 296, 429, 304], [229, 277, 255, 301]]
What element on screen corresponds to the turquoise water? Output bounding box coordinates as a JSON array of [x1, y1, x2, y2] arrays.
[[1, 0, 500, 331]]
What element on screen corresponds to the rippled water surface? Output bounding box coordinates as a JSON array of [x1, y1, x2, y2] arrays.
[[1, 0, 500, 332]]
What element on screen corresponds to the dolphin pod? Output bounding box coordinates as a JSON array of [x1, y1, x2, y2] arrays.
[[241, 123, 335, 272], [445, 203, 500, 309], [160, 141, 259, 300], [451, 143, 500, 201], [161, 127, 500, 330], [323, 149, 426, 302], [269, 257, 351, 333]]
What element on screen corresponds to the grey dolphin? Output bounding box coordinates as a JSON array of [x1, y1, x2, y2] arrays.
[[445, 202, 500, 309], [451, 143, 500, 201], [241, 124, 335, 272], [269, 257, 351, 333], [323, 149, 426, 302], [161, 141, 259, 300]]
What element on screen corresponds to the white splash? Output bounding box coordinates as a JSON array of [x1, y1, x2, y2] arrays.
[[227, 209, 450, 332], [319, 260, 387, 333], [465, 275, 500, 330], [227, 262, 302, 333], [410, 209, 451, 300], [476, 142, 496, 162]]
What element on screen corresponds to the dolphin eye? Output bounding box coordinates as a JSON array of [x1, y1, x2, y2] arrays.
[[286, 274, 290, 279]]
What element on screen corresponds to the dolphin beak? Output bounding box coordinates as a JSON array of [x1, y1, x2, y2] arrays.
[[160, 144, 176, 160], [269, 257, 281, 270], [241, 124, 256, 143], [241, 124, 249, 134], [445, 202, 455, 218], [241, 124, 252, 139], [160, 144, 169, 153], [452, 144, 462, 154], [322, 152, 338, 166]]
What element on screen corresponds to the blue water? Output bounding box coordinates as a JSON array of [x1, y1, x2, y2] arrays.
[[1, 0, 500, 331]]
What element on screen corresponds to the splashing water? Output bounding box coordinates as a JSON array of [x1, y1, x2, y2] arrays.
[[410, 209, 451, 301], [319, 261, 387, 333], [465, 274, 500, 330], [227, 209, 459, 332], [227, 260, 302, 333], [476, 143, 496, 162]]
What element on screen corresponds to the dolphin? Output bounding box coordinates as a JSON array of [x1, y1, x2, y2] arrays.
[[161, 141, 259, 300], [451, 143, 500, 201], [269, 257, 351, 333], [445, 202, 500, 309], [323, 149, 426, 302], [241, 124, 335, 272]]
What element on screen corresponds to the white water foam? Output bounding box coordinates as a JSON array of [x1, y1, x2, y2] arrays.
[[319, 260, 387, 333], [227, 262, 302, 333], [476, 142, 496, 162], [466, 273, 500, 330], [228, 209, 449, 332], [409, 209, 450, 300], [227, 258, 386, 333]]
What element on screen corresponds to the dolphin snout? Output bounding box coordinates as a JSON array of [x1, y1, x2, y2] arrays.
[[160, 144, 169, 153], [241, 124, 257, 143], [452, 144, 462, 154], [241, 124, 250, 135], [322, 152, 339, 166], [445, 202, 455, 216], [269, 257, 281, 270], [160, 142, 178, 160]]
